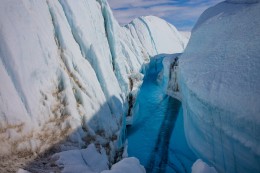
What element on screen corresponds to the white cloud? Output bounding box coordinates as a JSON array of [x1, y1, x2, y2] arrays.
[[107, 0, 224, 31]]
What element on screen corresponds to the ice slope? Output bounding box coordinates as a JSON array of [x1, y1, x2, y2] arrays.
[[0, 0, 125, 159], [0, 0, 187, 171], [126, 16, 188, 57], [174, 1, 260, 173], [0, 0, 147, 160]]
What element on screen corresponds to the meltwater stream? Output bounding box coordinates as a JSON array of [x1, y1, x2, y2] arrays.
[[127, 55, 197, 173]]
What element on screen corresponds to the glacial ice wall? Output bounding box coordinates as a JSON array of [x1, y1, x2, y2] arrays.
[[175, 1, 260, 173], [126, 16, 188, 57], [0, 0, 125, 159], [0, 0, 186, 167]]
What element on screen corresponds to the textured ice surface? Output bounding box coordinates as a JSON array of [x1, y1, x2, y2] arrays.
[[173, 1, 260, 173], [0, 0, 123, 157], [126, 16, 188, 56]]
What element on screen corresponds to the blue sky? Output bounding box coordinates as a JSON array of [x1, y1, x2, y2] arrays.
[[107, 0, 223, 31]]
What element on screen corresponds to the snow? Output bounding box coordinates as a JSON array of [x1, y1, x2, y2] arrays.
[[52, 144, 108, 173], [191, 159, 217, 173], [101, 157, 145, 173], [174, 1, 260, 173]]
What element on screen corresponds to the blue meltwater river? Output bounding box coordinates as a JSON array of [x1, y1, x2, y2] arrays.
[[127, 55, 197, 173]]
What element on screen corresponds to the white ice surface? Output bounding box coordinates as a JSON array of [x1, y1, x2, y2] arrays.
[[101, 157, 145, 173], [53, 145, 145, 173], [191, 159, 217, 173], [175, 1, 260, 173], [126, 16, 188, 56], [53, 144, 108, 173]]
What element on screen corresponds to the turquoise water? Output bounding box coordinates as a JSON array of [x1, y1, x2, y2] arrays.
[[127, 55, 196, 173]]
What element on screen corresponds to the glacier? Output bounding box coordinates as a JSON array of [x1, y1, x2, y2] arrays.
[[0, 0, 188, 172], [2, 0, 258, 172], [168, 0, 260, 173]]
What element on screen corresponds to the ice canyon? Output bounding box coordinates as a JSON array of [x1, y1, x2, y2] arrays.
[[0, 0, 259, 173]]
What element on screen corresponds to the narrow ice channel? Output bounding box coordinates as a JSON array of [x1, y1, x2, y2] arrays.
[[127, 55, 197, 173]]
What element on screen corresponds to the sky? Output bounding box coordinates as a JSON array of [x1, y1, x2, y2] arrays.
[[107, 0, 224, 31]]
